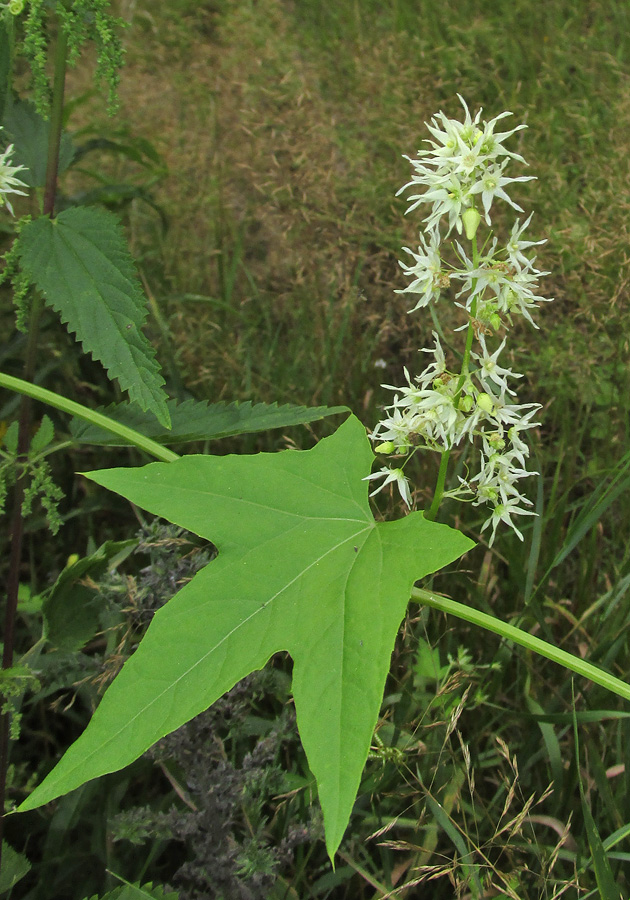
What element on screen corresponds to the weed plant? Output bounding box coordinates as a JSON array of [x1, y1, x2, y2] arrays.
[[2, 0, 630, 898]]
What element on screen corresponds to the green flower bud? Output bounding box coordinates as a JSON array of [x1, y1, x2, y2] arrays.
[[8, 0, 24, 14], [490, 313, 502, 332], [459, 394, 474, 413], [462, 207, 481, 240], [487, 433, 505, 450], [477, 392, 495, 414], [375, 441, 395, 455]]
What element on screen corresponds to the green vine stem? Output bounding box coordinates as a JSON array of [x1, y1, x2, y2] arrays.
[[0, 372, 179, 463], [412, 587, 630, 703]]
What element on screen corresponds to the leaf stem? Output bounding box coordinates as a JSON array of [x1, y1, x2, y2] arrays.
[[426, 234, 479, 521], [412, 587, 630, 703], [0, 372, 179, 463]]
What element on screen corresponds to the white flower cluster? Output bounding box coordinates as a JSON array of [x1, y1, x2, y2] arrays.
[[0, 132, 27, 216], [366, 96, 551, 545]]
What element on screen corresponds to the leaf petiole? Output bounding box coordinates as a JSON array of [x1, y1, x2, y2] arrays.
[[413, 587, 630, 703], [0, 371, 178, 463]]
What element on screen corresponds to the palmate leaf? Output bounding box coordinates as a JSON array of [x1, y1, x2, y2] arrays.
[[70, 397, 349, 445], [18, 416, 473, 858], [17, 207, 170, 427]]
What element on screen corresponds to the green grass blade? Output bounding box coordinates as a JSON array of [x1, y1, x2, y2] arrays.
[[573, 700, 624, 899], [425, 793, 483, 898]]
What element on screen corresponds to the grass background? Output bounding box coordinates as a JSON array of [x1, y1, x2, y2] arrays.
[[11, 0, 630, 897]]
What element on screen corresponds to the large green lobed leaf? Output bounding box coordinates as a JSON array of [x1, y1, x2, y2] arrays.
[[18, 207, 170, 427], [19, 416, 472, 858]]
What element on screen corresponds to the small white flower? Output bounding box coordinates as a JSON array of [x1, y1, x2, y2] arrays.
[[395, 230, 445, 312], [0, 139, 28, 215], [370, 403, 420, 455], [481, 495, 537, 545], [506, 407, 541, 465], [469, 160, 535, 225], [455, 260, 515, 309], [363, 466, 413, 508], [506, 213, 546, 271], [416, 332, 447, 387], [498, 262, 552, 327], [471, 334, 522, 396]]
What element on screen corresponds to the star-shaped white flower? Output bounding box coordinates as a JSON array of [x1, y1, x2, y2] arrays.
[[0, 139, 28, 215], [363, 467, 413, 508]]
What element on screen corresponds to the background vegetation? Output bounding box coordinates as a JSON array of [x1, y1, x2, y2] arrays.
[[5, 0, 630, 896]]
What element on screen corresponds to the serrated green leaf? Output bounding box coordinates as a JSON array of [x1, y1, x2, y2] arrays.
[[0, 841, 31, 894], [2, 420, 17, 453], [2, 98, 74, 187], [30, 414, 54, 454], [43, 540, 137, 651], [83, 883, 178, 900], [70, 397, 349, 445], [414, 636, 447, 682], [18, 416, 473, 859], [17, 207, 170, 428]]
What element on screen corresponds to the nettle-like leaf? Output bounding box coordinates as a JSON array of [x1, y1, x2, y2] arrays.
[[0, 841, 31, 894], [17, 207, 170, 428], [83, 882, 179, 900], [70, 397, 349, 445], [18, 416, 473, 858]]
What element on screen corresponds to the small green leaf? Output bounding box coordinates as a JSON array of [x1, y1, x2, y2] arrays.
[[2, 98, 74, 187], [70, 398, 349, 445], [30, 414, 54, 454], [18, 416, 473, 859], [17, 207, 170, 428], [43, 540, 137, 651], [2, 420, 17, 453], [0, 841, 31, 894], [414, 636, 447, 682]]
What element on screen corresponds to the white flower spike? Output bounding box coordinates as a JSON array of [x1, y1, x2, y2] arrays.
[[367, 96, 550, 543]]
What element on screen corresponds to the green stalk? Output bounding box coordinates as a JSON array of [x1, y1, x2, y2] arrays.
[[0, 372, 179, 463], [426, 234, 479, 521], [42, 24, 67, 218], [412, 587, 630, 703]]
